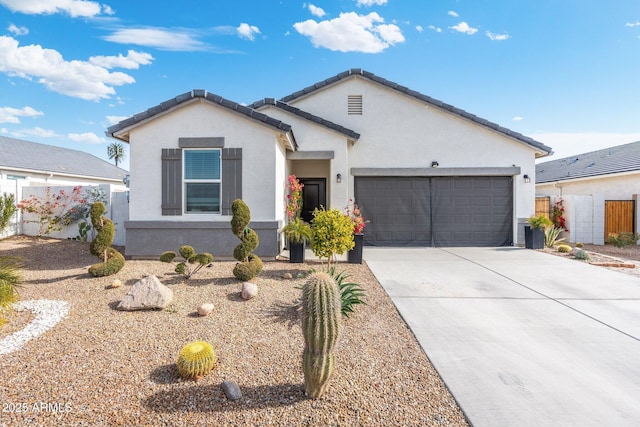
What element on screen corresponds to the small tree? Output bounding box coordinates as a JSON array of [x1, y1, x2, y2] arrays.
[[107, 142, 126, 167], [160, 246, 213, 280], [310, 208, 354, 266]]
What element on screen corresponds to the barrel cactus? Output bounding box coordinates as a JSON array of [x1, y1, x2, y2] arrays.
[[176, 341, 216, 379], [230, 199, 262, 281], [88, 202, 124, 277], [301, 271, 342, 398]]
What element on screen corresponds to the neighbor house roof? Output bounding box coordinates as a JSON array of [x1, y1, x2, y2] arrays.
[[280, 68, 553, 158], [536, 140, 640, 184], [0, 136, 127, 181], [107, 90, 295, 145], [250, 98, 361, 141]]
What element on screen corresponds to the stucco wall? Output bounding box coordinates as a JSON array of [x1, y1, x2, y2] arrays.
[[537, 173, 640, 200]]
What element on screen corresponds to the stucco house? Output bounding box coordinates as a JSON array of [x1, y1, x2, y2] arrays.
[[536, 140, 640, 244], [107, 69, 552, 259]]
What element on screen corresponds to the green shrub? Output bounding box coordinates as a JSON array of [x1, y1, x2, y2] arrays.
[[88, 202, 124, 277], [0, 256, 22, 327], [282, 217, 313, 244], [0, 193, 17, 233], [527, 214, 552, 229], [575, 249, 589, 261], [160, 245, 213, 280], [545, 225, 565, 248], [607, 232, 640, 248], [310, 208, 354, 266], [230, 199, 262, 280], [89, 248, 126, 277], [557, 245, 572, 253]]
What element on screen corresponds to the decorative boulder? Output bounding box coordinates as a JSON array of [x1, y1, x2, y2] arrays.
[[222, 380, 242, 401], [105, 278, 123, 289], [241, 282, 258, 300], [282, 273, 293, 279], [197, 303, 214, 316], [117, 275, 173, 311]]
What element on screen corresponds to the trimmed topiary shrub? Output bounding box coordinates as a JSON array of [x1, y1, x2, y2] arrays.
[[230, 199, 262, 281], [557, 245, 572, 253], [160, 245, 213, 280], [88, 202, 125, 277], [176, 341, 216, 379], [301, 271, 341, 399]]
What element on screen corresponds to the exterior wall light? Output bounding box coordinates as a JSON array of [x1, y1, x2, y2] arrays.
[[336, 173, 342, 183], [523, 174, 531, 183], [431, 161, 439, 168]]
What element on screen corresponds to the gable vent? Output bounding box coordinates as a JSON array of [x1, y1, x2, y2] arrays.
[[348, 95, 363, 115]]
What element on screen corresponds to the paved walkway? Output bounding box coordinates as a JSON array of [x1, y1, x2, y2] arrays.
[[364, 247, 640, 427]]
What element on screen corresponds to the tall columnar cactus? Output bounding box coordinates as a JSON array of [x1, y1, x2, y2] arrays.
[[176, 341, 217, 379], [230, 199, 262, 281], [88, 202, 125, 277], [301, 271, 342, 399]]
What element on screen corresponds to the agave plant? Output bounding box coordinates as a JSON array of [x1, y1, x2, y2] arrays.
[[325, 266, 366, 318], [545, 225, 565, 248]]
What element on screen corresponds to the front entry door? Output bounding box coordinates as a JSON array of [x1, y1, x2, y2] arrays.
[[300, 178, 326, 224]]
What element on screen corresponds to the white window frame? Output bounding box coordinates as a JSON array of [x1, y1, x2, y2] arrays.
[[183, 148, 222, 214]]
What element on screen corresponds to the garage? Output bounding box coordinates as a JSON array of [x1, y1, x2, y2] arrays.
[[355, 176, 513, 247]]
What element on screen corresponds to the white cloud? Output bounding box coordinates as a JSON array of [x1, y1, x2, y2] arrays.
[[0, 36, 143, 101], [8, 24, 28, 36], [448, 11, 459, 18], [625, 21, 640, 27], [237, 23, 261, 41], [415, 25, 423, 33], [512, 116, 524, 122], [449, 21, 478, 35], [0, 0, 113, 17], [293, 12, 404, 53], [106, 115, 128, 125], [0, 106, 43, 123], [428, 25, 442, 33], [486, 31, 510, 41], [356, 0, 388, 6], [103, 27, 207, 51], [89, 50, 154, 69], [14, 127, 60, 138], [68, 132, 104, 144], [531, 132, 640, 162], [308, 4, 326, 17]]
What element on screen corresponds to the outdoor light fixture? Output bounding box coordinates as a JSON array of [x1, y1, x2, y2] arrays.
[[336, 173, 342, 183], [431, 161, 439, 168], [523, 174, 531, 183]]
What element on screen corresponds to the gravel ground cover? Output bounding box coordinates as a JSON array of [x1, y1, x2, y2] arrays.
[[0, 236, 468, 426]]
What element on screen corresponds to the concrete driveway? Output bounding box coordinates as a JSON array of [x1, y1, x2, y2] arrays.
[[364, 247, 640, 427]]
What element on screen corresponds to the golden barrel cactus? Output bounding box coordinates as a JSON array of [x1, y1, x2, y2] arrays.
[[176, 341, 216, 379]]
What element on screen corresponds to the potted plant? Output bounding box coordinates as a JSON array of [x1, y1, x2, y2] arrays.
[[525, 214, 552, 249], [344, 200, 368, 264], [283, 175, 312, 263]]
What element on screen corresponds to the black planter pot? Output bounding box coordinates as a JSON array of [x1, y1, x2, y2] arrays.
[[288, 240, 305, 263], [348, 234, 364, 264], [524, 225, 545, 249]]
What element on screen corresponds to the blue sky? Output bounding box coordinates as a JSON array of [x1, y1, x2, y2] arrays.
[[1, 0, 640, 171]]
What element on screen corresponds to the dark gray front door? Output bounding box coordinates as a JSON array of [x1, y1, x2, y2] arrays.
[[355, 176, 513, 247], [300, 178, 326, 224]]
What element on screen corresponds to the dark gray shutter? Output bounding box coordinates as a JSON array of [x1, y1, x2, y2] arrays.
[[221, 148, 242, 215], [161, 148, 182, 215]]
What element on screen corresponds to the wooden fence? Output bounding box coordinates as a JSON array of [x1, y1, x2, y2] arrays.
[[604, 200, 635, 239], [535, 197, 550, 218]]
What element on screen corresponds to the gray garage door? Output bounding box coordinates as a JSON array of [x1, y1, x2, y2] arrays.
[[355, 176, 513, 247]]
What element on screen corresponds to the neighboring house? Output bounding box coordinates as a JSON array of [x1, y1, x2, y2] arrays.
[[536, 141, 640, 245], [107, 68, 552, 259], [0, 136, 129, 238]]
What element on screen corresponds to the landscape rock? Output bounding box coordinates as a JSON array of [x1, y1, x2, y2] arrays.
[[106, 279, 123, 289], [117, 275, 173, 311], [197, 303, 214, 316], [282, 272, 293, 279], [241, 282, 258, 300], [221, 380, 242, 401]]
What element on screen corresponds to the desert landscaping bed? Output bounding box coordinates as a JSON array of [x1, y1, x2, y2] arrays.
[[0, 236, 468, 426]]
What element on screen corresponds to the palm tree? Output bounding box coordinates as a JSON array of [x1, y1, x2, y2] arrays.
[[107, 142, 126, 167]]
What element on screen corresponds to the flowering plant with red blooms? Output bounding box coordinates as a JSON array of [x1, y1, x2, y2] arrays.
[[551, 198, 568, 232], [286, 175, 304, 220], [18, 186, 86, 236], [344, 199, 368, 234]]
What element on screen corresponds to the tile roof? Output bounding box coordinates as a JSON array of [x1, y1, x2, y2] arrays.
[[0, 135, 127, 180], [280, 68, 553, 157], [536, 140, 640, 184], [250, 98, 361, 140], [107, 90, 293, 140]]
